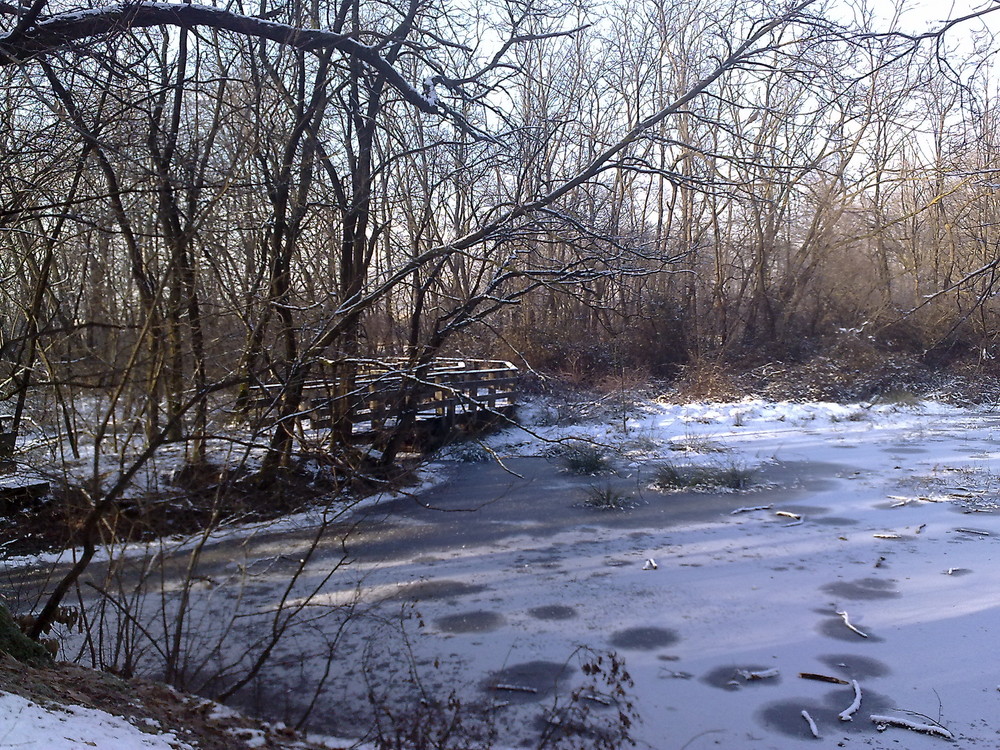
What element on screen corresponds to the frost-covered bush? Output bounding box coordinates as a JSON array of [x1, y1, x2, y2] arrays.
[[561, 442, 612, 475], [582, 484, 634, 510], [653, 461, 756, 491]]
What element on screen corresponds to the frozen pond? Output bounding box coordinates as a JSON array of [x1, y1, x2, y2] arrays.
[[10, 399, 1000, 748]]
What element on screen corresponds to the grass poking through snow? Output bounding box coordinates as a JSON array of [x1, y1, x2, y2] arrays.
[[582, 484, 635, 510], [561, 441, 613, 475], [652, 460, 757, 492]]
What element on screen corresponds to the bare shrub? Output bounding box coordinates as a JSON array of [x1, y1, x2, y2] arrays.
[[582, 484, 634, 510], [653, 461, 756, 492], [561, 442, 613, 475]]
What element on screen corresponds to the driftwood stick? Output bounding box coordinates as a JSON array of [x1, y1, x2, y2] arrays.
[[737, 668, 779, 681], [801, 710, 820, 738], [839, 680, 862, 721], [870, 714, 954, 740], [493, 683, 538, 694], [799, 672, 849, 685], [836, 610, 869, 638]]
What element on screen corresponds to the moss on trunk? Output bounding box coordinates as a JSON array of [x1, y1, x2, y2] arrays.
[[0, 603, 51, 666]]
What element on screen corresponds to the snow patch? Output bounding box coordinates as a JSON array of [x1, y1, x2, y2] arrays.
[[0, 691, 195, 750]]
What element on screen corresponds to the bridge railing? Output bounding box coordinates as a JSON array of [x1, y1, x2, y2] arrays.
[[246, 358, 518, 434]]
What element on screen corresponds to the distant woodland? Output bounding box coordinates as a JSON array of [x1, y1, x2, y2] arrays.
[[3, 0, 1000, 466]]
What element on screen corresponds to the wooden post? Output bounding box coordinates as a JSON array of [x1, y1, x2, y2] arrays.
[[0, 415, 14, 458]]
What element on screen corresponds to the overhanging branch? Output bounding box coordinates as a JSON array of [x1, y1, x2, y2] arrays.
[[0, 1, 441, 114]]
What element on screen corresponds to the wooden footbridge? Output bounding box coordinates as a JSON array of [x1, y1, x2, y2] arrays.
[[0, 415, 49, 509], [250, 358, 519, 439]]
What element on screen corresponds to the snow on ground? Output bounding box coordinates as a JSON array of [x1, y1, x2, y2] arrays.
[[0, 690, 194, 749], [0, 458, 449, 571], [9, 396, 1000, 749]]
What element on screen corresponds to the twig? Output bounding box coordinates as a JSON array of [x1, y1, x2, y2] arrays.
[[836, 610, 869, 638], [799, 672, 849, 685], [737, 668, 779, 680], [955, 528, 991, 536], [730, 504, 772, 515], [801, 709, 820, 738], [870, 714, 954, 739], [493, 683, 538, 694], [839, 680, 862, 721]]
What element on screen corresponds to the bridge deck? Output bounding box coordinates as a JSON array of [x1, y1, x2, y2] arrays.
[[249, 358, 518, 435]]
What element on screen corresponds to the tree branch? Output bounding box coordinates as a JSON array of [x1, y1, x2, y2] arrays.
[[0, 1, 441, 114]]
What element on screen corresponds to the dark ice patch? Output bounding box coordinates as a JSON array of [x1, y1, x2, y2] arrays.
[[528, 605, 578, 621], [388, 579, 487, 602], [435, 610, 505, 634], [757, 699, 827, 738], [608, 626, 680, 651], [810, 516, 860, 526], [817, 653, 891, 679], [701, 664, 781, 691], [817, 614, 884, 642], [757, 687, 894, 739], [821, 577, 899, 600], [481, 660, 575, 703]]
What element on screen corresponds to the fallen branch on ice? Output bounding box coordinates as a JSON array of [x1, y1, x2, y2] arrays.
[[493, 684, 538, 694], [873, 533, 901, 539], [838, 680, 862, 721], [801, 710, 820, 738], [659, 668, 693, 679], [737, 668, 779, 681], [870, 714, 954, 740], [799, 672, 849, 685], [776, 510, 804, 526], [835, 610, 869, 638], [954, 528, 991, 536], [579, 691, 614, 706], [730, 504, 773, 515]]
